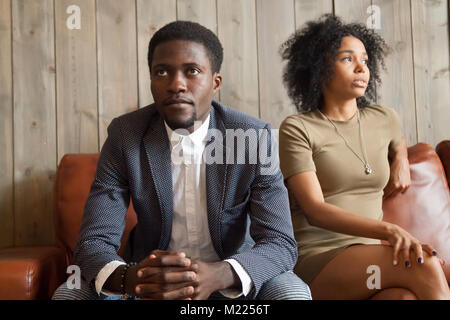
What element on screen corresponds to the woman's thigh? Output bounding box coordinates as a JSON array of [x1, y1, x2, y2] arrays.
[[310, 244, 446, 300], [369, 288, 417, 300]]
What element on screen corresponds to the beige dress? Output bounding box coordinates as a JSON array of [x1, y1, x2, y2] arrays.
[[278, 105, 403, 284]]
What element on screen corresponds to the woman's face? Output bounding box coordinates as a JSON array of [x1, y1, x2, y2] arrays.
[[323, 36, 370, 101]]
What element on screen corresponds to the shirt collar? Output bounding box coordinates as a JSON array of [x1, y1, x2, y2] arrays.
[[164, 113, 211, 150]]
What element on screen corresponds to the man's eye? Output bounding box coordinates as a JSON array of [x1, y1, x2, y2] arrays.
[[156, 70, 167, 76], [188, 68, 200, 75]]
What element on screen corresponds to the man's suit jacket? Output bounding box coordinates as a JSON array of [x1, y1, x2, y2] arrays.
[[73, 100, 297, 298]]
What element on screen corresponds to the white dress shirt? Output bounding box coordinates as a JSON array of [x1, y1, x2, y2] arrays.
[[95, 113, 252, 298]]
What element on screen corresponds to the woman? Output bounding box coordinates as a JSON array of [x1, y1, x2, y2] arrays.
[[278, 14, 449, 300]]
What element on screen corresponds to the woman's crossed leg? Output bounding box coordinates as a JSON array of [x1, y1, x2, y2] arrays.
[[310, 244, 449, 300]]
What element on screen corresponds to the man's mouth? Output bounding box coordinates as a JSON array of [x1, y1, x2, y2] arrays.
[[164, 98, 194, 106]]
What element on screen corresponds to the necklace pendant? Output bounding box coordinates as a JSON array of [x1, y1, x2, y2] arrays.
[[365, 164, 372, 175]]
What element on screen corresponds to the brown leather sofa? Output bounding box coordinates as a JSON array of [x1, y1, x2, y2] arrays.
[[437, 140, 450, 187], [0, 141, 449, 299]]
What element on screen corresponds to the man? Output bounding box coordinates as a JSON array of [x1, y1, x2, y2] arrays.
[[52, 21, 311, 300]]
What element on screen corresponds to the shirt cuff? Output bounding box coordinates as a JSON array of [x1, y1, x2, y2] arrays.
[[95, 260, 126, 296], [220, 259, 253, 298]]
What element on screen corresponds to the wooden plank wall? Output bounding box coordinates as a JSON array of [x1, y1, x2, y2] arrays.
[[12, 0, 57, 246], [0, 0, 14, 247], [411, 0, 450, 145], [55, 0, 98, 163], [0, 0, 448, 248]]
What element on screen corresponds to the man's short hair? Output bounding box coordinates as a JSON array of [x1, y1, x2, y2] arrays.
[[148, 20, 223, 74]]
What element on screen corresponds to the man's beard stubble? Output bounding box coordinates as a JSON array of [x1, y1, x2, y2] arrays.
[[163, 109, 197, 131]]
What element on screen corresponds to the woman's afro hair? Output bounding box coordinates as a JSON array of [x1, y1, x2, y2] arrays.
[[280, 14, 389, 112]]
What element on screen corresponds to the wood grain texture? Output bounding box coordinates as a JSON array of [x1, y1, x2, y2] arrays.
[[373, 0, 417, 145], [0, 0, 14, 248], [295, 0, 333, 28], [136, 0, 176, 107], [411, 0, 450, 147], [256, 0, 296, 128], [12, 0, 56, 246], [55, 0, 98, 162], [217, 0, 259, 117], [97, 0, 138, 146], [334, 0, 371, 23], [176, 0, 217, 33]]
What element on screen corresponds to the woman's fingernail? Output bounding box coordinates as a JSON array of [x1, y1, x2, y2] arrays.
[[393, 260, 398, 266], [418, 257, 423, 264], [405, 261, 410, 268], [137, 270, 143, 278]]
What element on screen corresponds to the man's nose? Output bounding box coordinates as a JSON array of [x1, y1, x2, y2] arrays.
[[168, 72, 187, 93]]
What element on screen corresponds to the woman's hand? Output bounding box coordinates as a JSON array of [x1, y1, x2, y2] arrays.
[[384, 222, 444, 267], [384, 138, 411, 199], [383, 156, 411, 199]]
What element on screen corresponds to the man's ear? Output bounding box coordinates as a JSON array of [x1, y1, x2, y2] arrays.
[[213, 73, 222, 92]]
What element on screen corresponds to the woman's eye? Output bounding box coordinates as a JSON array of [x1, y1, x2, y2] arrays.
[[156, 70, 167, 76], [362, 59, 368, 65], [343, 56, 352, 62]]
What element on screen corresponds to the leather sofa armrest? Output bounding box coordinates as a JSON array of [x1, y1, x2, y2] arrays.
[[0, 246, 67, 299], [436, 140, 450, 187]]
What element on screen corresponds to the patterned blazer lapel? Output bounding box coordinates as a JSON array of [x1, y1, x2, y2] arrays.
[[142, 114, 174, 250], [205, 105, 228, 258]]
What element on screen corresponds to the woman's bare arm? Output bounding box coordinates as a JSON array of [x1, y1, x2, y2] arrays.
[[287, 171, 436, 265]]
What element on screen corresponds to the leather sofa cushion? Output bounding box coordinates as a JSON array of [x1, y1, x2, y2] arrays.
[[436, 140, 450, 187], [383, 143, 450, 282], [0, 246, 66, 299], [54, 154, 137, 264]]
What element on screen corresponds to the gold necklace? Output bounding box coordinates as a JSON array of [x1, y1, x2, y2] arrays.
[[320, 109, 373, 175]]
